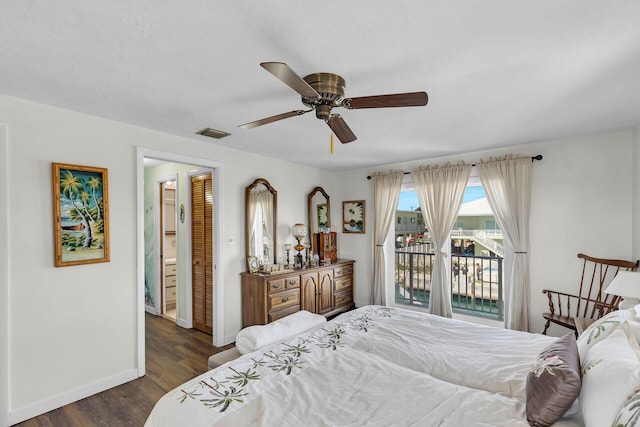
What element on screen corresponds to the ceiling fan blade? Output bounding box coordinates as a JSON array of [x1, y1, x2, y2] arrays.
[[238, 109, 311, 129], [344, 91, 428, 109], [260, 62, 320, 99], [326, 115, 357, 144]]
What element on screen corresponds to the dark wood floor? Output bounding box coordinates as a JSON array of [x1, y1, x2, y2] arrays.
[[13, 314, 233, 427]]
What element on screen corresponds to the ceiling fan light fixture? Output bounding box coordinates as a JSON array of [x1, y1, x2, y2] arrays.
[[315, 104, 332, 120], [196, 127, 231, 139]]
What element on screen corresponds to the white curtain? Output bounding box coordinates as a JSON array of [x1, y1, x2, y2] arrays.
[[248, 192, 261, 260], [371, 171, 404, 305], [412, 163, 471, 317], [477, 156, 532, 331], [257, 190, 274, 261]]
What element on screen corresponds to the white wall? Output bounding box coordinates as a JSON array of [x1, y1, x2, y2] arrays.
[[2, 89, 638, 424], [0, 93, 338, 424], [333, 130, 635, 336]]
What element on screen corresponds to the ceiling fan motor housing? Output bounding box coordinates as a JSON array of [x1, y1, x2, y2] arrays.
[[302, 72, 346, 119]]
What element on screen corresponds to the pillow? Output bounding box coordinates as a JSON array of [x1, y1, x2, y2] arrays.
[[576, 306, 635, 361], [612, 386, 640, 426], [235, 310, 326, 354], [580, 321, 640, 427], [526, 333, 582, 427]]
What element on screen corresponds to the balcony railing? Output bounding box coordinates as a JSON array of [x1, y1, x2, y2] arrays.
[[395, 244, 504, 320]]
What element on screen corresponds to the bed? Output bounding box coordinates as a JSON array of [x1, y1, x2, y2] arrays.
[[145, 305, 640, 427]]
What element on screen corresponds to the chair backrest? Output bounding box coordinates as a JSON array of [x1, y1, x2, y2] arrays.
[[576, 253, 640, 318]]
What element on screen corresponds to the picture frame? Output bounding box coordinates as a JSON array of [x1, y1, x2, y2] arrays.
[[342, 200, 366, 234], [247, 256, 259, 273], [52, 162, 110, 267], [317, 203, 328, 230]]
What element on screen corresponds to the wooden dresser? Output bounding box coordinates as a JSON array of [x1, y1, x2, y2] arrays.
[[241, 259, 354, 327], [165, 260, 176, 310]]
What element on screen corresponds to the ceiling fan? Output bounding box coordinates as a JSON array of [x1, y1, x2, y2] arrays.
[[238, 62, 429, 144]]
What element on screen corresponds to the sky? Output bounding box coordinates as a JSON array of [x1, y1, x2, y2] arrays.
[[397, 186, 486, 211]]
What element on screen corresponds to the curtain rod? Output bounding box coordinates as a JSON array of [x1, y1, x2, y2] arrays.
[[366, 154, 543, 180]]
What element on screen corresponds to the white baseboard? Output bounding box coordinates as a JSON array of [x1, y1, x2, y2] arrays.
[[8, 369, 138, 425]]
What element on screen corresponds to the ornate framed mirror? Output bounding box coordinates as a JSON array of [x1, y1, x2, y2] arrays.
[[307, 186, 330, 236], [245, 178, 277, 265]]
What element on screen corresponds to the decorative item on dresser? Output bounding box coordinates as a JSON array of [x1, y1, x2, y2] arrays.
[[241, 259, 355, 327], [284, 243, 292, 266], [291, 223, 307, 269], [315, 231, 337, 264]]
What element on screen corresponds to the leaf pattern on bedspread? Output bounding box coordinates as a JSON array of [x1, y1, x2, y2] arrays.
[[175, 306, 394, 413]]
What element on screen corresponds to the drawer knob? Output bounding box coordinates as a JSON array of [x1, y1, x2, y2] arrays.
[[336, 269, 342, 274], [273, 283, 280, 288], [281, 297, 288, 303], [288, 280, 296, 285]]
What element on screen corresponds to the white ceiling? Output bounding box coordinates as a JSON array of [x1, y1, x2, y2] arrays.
[[2, 1, 640, 171]]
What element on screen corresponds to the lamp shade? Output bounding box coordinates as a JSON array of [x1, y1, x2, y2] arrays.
[[604, 271, 640, 309], [291, 223, 307, 239], [604, 271, 640, 298]]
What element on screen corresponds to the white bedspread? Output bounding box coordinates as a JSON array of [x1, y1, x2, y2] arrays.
[[145, 306, 584, 427]]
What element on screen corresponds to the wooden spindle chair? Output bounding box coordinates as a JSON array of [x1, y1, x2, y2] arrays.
[[542, 253, 639, 335]]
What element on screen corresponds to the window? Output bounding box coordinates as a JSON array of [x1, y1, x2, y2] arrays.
[[393, 175, 504, 320]]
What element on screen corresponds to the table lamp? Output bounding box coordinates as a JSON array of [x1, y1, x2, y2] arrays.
[[604, 271, 640, 309], [291, 223, 307, 269]]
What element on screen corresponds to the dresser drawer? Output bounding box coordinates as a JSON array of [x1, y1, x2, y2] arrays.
[[166, 263, 176, 276], [334, 275, 352, 293], [284, 276, 300, 290], [334, 290, 353, 309], [268, 289, 300, 312], [334, 264, 353, 278], [268, 276, 300, 293], [166, 275, 176, 288], [267, 278, 286, 294], [166, 286, 176, 302]]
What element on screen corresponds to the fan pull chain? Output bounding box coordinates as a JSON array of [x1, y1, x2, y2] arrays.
[[330, 133, 334, 154]]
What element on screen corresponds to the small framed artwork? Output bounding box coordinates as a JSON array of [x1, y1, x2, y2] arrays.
[[247, 256, 259, 273], [52, 163, 110, 267], [317, 203, 328, 230], [343, 200, 366, 234]]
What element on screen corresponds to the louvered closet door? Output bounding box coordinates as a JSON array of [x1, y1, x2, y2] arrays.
[[191, 173, 213, 335]]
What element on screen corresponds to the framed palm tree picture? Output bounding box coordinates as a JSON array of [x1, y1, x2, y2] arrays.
[[342, 200, 365, 234], [52, 163, 110, 267]]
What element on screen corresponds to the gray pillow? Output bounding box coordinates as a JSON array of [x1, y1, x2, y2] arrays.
[[526, 333, 582, 427]]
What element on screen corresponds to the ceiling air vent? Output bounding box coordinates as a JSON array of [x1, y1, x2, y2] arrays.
[[196, 128, 231, 139]]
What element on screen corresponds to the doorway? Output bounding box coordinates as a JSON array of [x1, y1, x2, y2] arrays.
[[136, 147, 225, 377]]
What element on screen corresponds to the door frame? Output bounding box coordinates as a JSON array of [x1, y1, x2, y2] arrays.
[[136, 147, 225, 376]]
